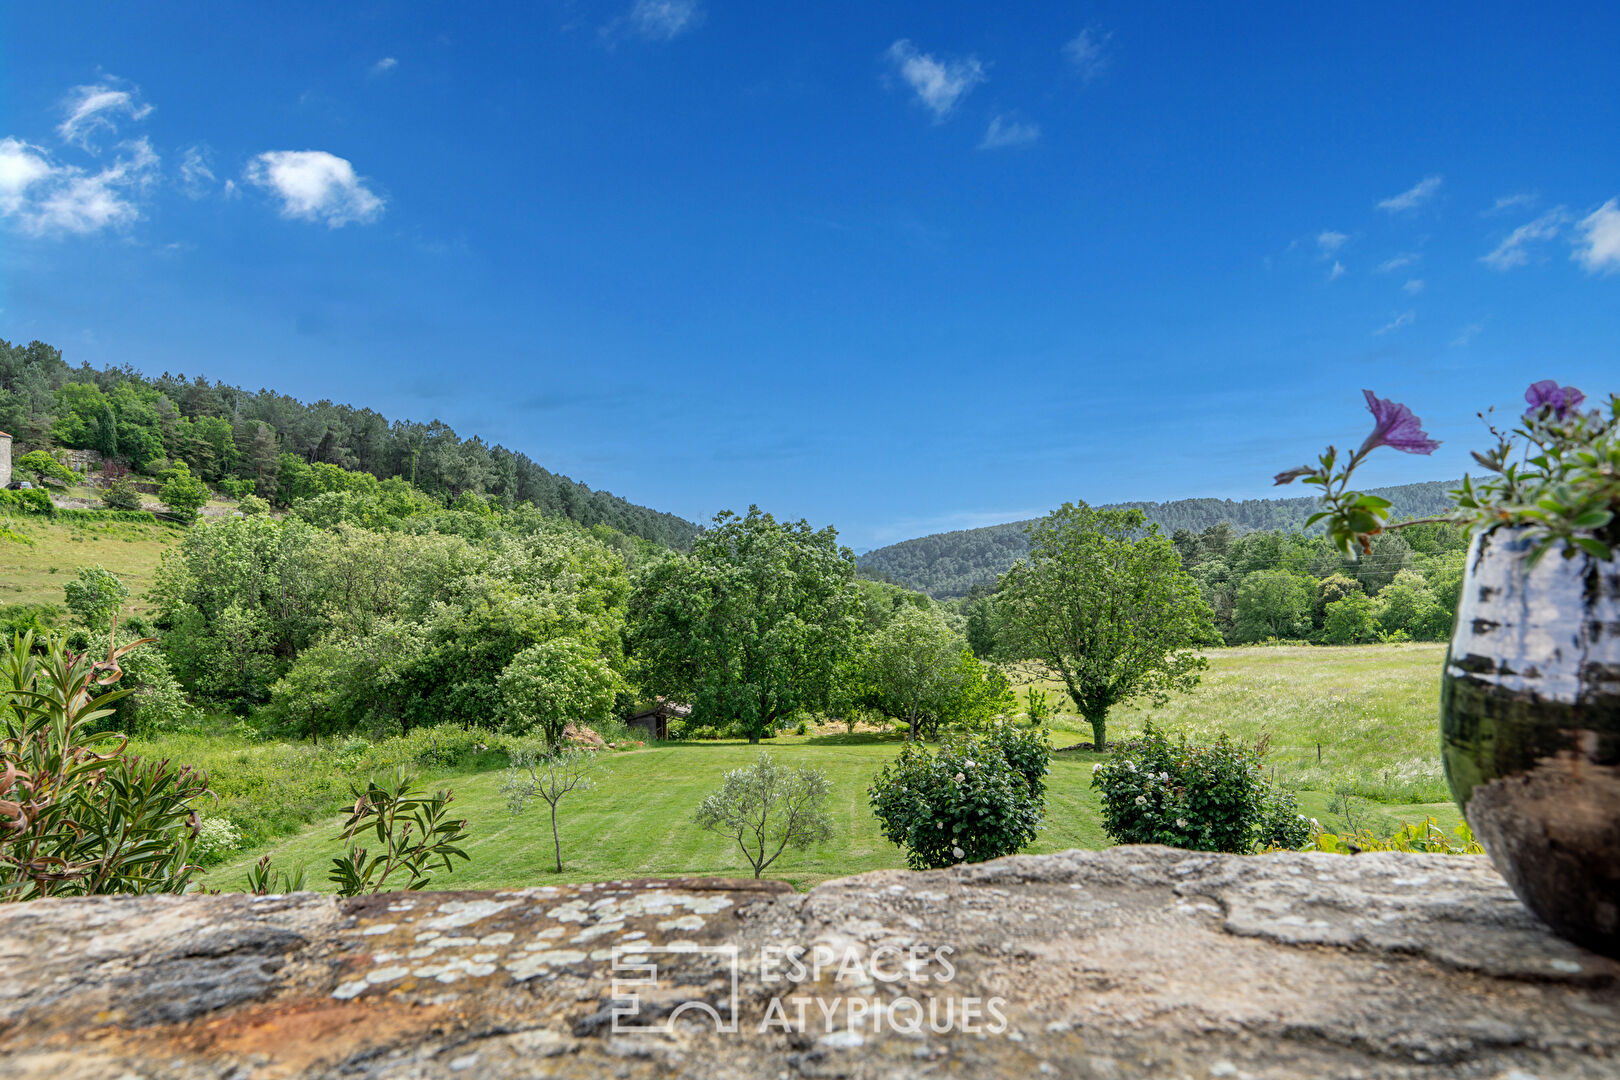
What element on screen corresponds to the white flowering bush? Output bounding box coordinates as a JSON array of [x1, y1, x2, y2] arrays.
[[868, 723, 1051, 870], [1092, 726, 1309, 853], [191, 816, 244, 866]]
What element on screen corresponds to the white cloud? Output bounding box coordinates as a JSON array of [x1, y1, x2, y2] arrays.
[[1403, 278, 1425, 295], [1488, 192, 1537, 215], [886, 40, 986, 121], [0, 138, 53, 216], [1375, 310, 1416, 335], [626, 0, 702, 41], [1377, 175, 1442, 213], [1572, 198, 1620, 274], [370, 57, 399, 76], [1063, 28, 1110, 81], [1316, 230, 1347, 254], [1451, 323, 1483, 347], [244, 150, 384, 226], [57, 80, 153, 150], [1376, 252, 1419, 273], [1328, 260, 1346, 281], [179, 146, 215, 197], [979, 115, 1040, 149], [0, 135, 159, 235], [1480, 208, 1567, 270]]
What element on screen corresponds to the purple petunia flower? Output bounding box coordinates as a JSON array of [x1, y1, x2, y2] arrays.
[[1523, 380, 1585, 420], [1357, 390, 1440, 457]]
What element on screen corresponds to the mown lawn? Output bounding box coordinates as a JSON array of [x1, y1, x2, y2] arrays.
[[207, 643, 1465, 894], [0, 514, 180, 613], [208, 735, 1114, 893]]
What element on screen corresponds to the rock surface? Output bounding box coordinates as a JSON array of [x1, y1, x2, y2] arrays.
[[2, 847, 1617, 1079]]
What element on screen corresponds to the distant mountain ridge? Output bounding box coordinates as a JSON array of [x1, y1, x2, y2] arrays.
[[857, 480, 1460, 599]]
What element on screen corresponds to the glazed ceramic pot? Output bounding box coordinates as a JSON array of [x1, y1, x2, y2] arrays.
[[1441, 526, 1620, 957]]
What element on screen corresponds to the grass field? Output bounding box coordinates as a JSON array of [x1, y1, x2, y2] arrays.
[[0, 514, 181, 613], [1021, 643, 1453, 804], [207, 643, 1464, 895]]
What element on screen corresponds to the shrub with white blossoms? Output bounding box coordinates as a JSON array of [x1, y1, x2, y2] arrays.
[[191, 816, 244, 866], [868, 722, 1051, 870], [1091, 725, 1309, 853]]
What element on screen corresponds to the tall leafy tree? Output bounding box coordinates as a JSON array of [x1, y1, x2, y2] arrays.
[[1233, 569, 1313, 641], [997, 502, 1215, 750], [631, 507, 860, 743]]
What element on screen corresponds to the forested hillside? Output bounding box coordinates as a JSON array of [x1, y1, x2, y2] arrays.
[[860, 481, 1459, 598], [0, 338, 699, 549]]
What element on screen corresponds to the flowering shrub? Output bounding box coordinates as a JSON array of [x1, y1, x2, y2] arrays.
[[1091, 726, 1307, 853], [192, 817, 244, 866], [868, 723, 1051, 870]]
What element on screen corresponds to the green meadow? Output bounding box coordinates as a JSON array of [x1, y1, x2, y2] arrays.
[[205, 643, 1463, 894]]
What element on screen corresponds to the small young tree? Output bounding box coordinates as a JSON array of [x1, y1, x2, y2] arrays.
[[63, 566, 130, 635], [497, 638, 619, 745], [693, 752, 833, 878], [502, 745, 601, 873], [158, 462, 209, 523], [100, 478, 144, 511]]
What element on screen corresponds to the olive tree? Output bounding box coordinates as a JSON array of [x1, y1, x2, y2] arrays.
[[693, 752, 833, 878], [502, 746, 601, 873], [997, 502, 1215, 751]]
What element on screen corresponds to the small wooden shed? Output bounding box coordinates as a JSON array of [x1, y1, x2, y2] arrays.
[[625, 700, 691, 741]]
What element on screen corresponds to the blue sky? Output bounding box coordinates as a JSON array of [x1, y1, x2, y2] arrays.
[[2, 2, 1617, 549]]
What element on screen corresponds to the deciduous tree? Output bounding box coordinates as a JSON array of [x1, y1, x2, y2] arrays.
[[631, 507, 860, 743], [997, 502, 1214, 751]]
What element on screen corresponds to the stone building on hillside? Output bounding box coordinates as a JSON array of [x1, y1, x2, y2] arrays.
[[0, 430, 11, 488]]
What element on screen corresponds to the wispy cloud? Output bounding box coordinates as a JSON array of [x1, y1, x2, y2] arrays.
[[57, 78, 153, 150], [979, 115, 1040, 149], [1328, 260, 1346, 281], [369, 57, 399, 76], [178, 145, 214, 198], [1480, 208, 1568, 270], [1375, 310, 1416, 335], [1487, 192, 1537, 215], [244, 150, 384, 227], [1376, 252, 1419, 273], [1377, 175, 1442, 213], [1403, 278, 1425, 295], [1572, 198, 1620, 274], [1451, 323, 1483, 347], [886, 40, 986, 121], [0, 135, 159, 235], [1316, 230, 1347, 255], [608, 0, 704, 42], [1063, 28, 1110, 81]]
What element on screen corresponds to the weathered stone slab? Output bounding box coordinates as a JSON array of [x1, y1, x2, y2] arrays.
[[1, 849, 1615, 1078]]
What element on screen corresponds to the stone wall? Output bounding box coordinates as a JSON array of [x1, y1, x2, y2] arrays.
[[1, 847, 1616, 1079], [0, 431, 11, 489]]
